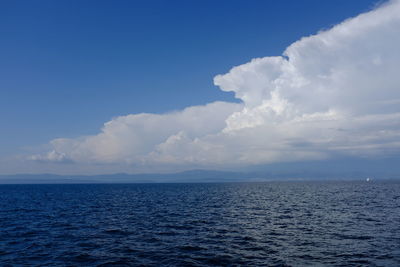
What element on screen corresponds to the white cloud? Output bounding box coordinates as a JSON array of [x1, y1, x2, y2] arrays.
[[39, 101, 242, 164], [33, 0, 400, 170], [29, 150, 69, 163]]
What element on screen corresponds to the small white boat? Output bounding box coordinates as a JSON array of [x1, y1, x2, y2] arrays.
[[366, 177, 371, 182]]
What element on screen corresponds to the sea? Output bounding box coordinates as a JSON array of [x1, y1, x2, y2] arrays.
[[1, 181, 400, 266]]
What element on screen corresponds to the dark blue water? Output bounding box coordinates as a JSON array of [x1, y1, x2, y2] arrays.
[[1, 181, 400, 266]]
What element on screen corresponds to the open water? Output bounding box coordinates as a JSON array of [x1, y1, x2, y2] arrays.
[[1, 181, 400, 266]]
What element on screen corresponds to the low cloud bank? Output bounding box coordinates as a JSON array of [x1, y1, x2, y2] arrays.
[[33, 0, 400, 170]]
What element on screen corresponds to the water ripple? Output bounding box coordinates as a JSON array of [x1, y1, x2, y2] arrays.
[[0, 181, 400, 266]]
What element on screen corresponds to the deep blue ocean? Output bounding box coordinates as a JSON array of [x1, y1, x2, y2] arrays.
[[1, 181, 400, 266]]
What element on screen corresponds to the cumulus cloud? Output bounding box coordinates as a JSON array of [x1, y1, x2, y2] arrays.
[[38, 101, 242, 164], [33, 0, 400, 170], [30, 150, 70, 163]]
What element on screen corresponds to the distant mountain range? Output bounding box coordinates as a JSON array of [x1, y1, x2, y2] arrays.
[[1, 163, 400, 184], [0, 170, 243, 184]]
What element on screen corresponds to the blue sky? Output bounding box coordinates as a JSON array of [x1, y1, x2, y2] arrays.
[[3, 0, 400, 175], [1, 0, 379, 155]]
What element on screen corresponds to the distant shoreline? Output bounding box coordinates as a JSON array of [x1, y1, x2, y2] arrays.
[[1, 170, 399, 184]]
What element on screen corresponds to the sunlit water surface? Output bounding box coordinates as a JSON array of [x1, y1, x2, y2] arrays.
[[1, 181, 400, 266]]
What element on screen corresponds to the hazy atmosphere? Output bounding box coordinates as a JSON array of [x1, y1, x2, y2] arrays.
[[1, 0, 399, 175]]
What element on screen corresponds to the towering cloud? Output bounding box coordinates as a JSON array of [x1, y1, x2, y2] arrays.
[[33, 0, 400, 170]]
